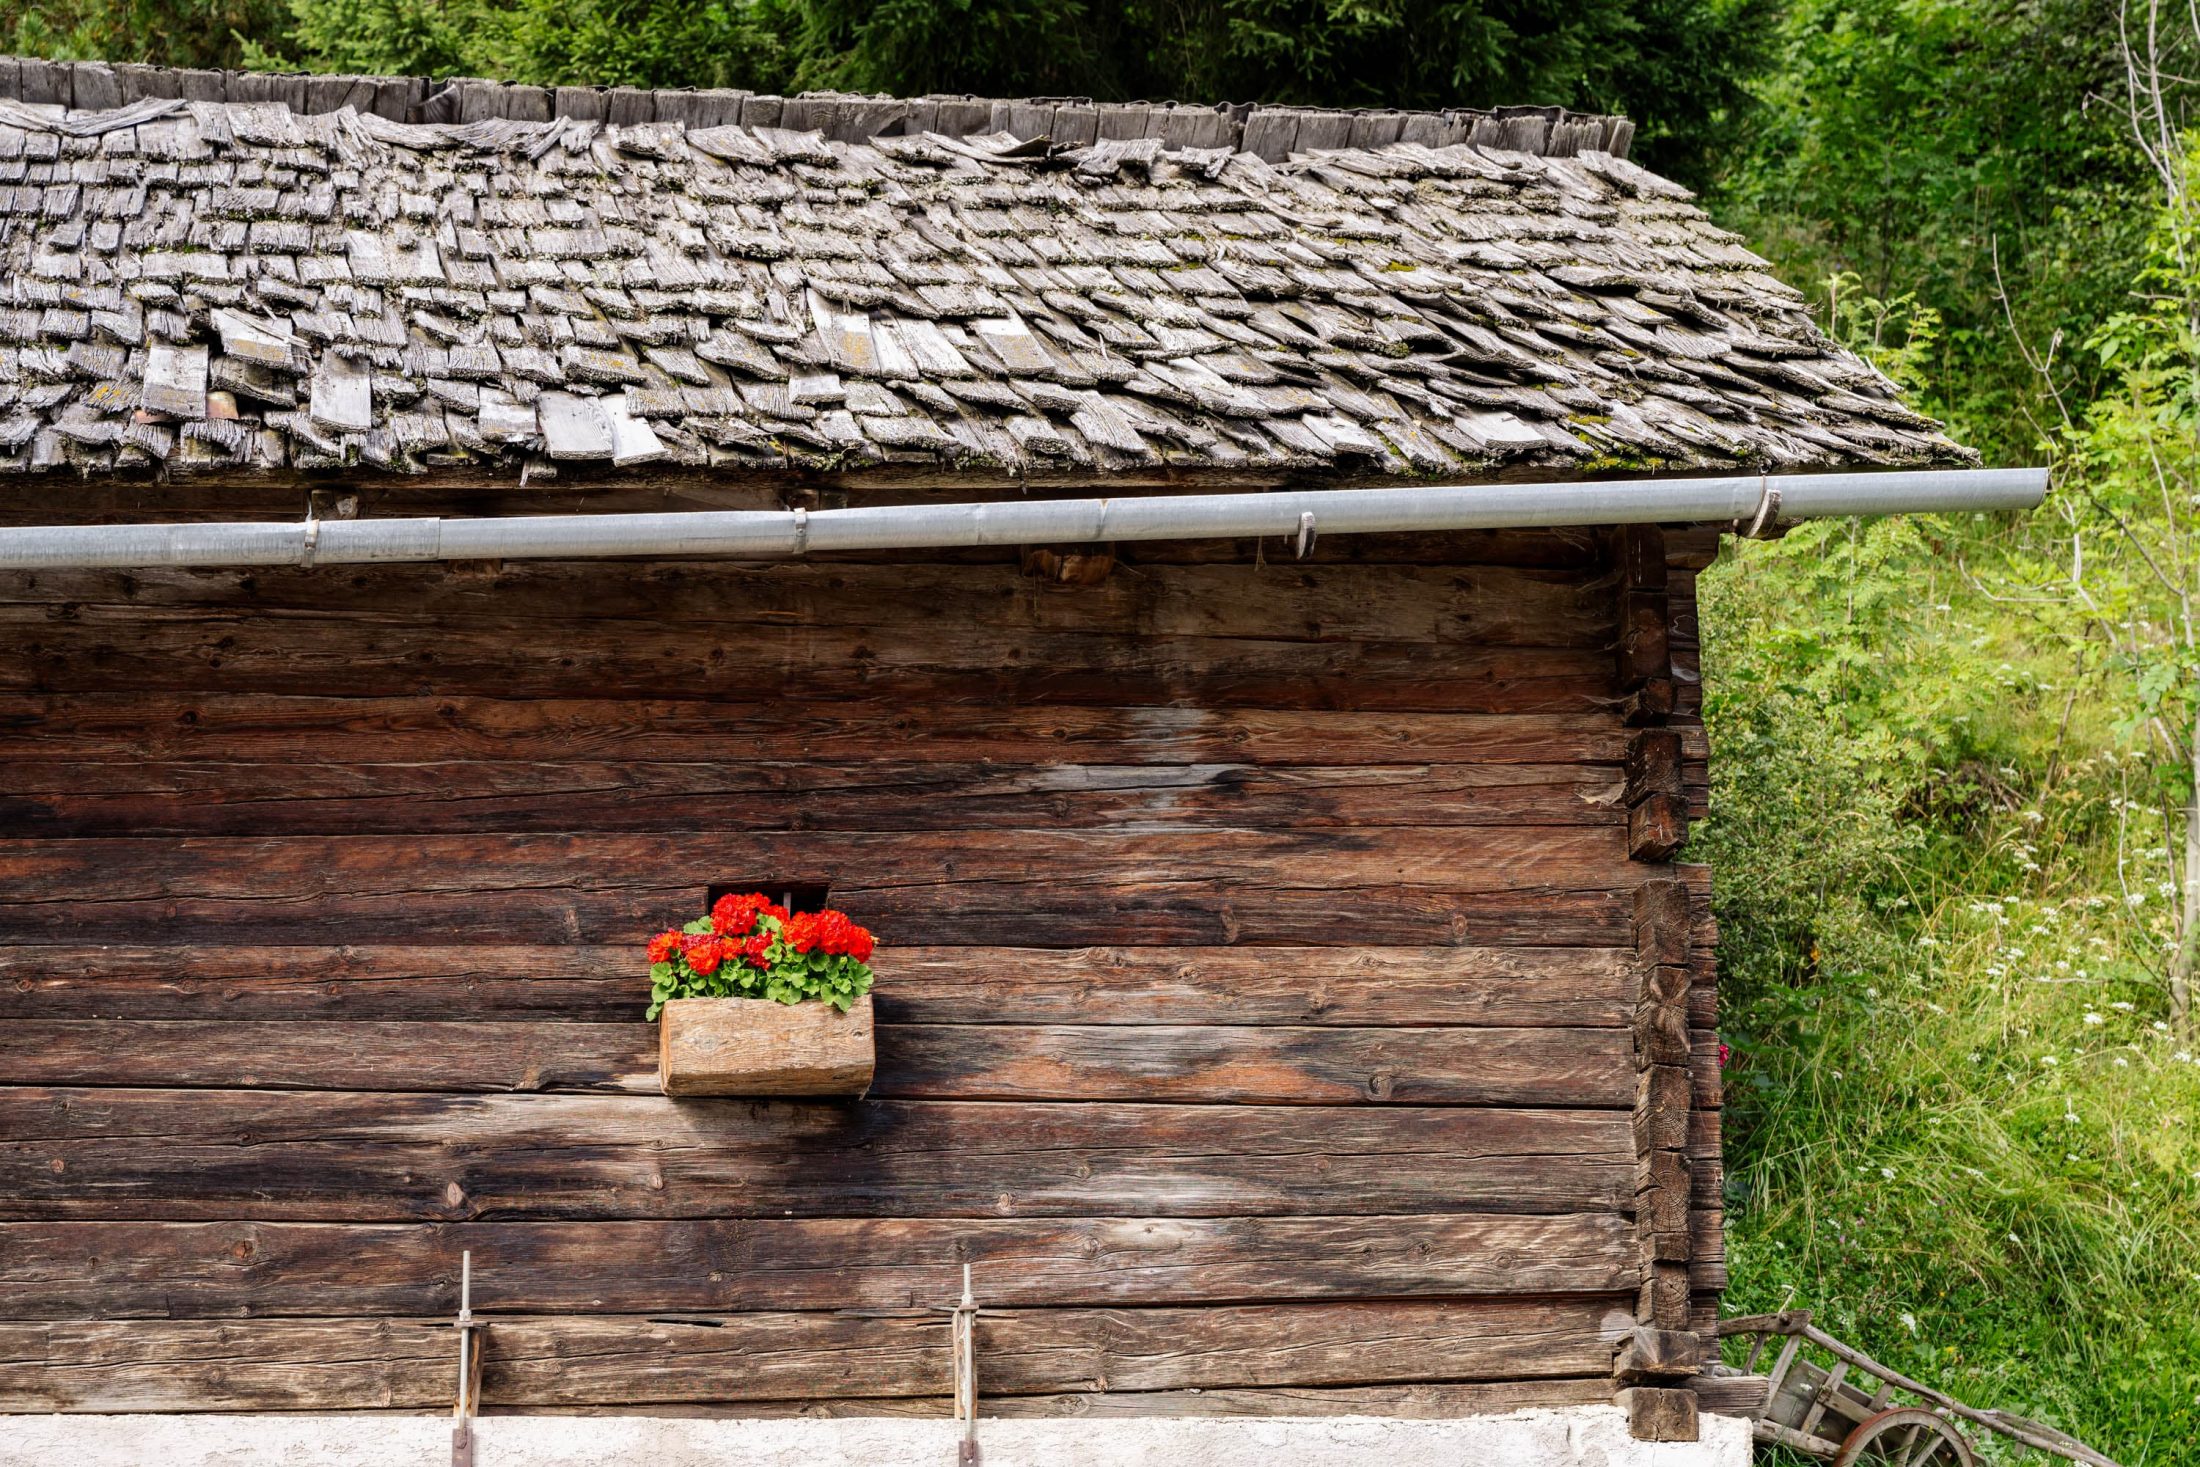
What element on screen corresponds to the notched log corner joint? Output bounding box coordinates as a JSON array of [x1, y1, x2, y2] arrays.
[[1615, 525, 1686, 862], [1623, 878, 1700, 1441]]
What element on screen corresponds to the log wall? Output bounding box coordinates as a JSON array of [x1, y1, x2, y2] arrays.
[[0, 518, 1723, 1420]]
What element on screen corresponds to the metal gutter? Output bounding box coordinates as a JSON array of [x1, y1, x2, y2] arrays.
[[0, 467, 2047, 571]]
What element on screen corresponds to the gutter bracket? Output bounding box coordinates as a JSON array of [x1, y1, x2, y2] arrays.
[[1295, 511, 1317, 559], [1735, 478, 1787, 540]]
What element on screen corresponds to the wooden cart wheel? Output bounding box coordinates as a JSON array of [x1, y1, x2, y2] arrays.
[[1833, 1408, 1977, 1467]]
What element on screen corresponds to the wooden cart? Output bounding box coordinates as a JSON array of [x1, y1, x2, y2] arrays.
[[1709, 1311, 2122, 1467]]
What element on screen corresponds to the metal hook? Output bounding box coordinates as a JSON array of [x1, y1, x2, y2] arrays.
[[1738, 474, 1784, 540], [1294, 511, 1317, 559]]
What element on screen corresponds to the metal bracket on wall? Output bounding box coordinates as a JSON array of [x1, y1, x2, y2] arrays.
[[952, 1264, 981, 1466], [451, 1250, 483, 1467]]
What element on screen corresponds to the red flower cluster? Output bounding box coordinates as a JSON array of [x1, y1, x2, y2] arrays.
[[782, 908, 876, 962], [709, 891, 786, 935], [646, 892, 877, 1019]]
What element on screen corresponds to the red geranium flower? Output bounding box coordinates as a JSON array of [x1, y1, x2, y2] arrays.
[[646, 930, 681, 964]]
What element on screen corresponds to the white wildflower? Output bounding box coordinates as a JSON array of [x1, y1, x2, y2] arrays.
[[2084, 1012, 2105, 1026]]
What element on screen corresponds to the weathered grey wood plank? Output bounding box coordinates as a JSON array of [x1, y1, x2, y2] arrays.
[[512, 1378, 1619, 1418], [0, 945, 1638, 1026], [0, 611, 1613, 710], [0, 1213, 1639, 1317], [493, 1377, 1620, 1418], [0, 1020, 1634, 1106], [0, 695, 1656, 768], [0, 561, 1615, 649], [0, 1092, 1636, 1220], [0, 827, 1642, 946], [0, 760, 1628, 837], [0, 1300, 1636, 1410]]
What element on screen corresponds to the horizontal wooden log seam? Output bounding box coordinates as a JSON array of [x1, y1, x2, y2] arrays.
[[472, 1378, 1622, 1419]]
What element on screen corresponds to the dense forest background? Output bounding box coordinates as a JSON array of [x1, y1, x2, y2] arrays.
[[7, 0, 2200, 1458]]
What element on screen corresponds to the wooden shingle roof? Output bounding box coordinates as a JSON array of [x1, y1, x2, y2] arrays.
[[0, 60, 1973, 482]]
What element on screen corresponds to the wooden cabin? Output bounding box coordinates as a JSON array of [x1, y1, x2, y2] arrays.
[[0, 58, 1984, 1466]]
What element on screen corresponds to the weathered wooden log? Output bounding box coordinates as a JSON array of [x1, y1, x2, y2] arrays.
[[0, 759, 1633, 838], [1628, 795, 1688, 861], [1611, 1325, 1700, 1382], [0, 694, 1685, 768], [0, 1092, 1637, 1221], [0, 560, 1615, 648], [1, 612, 1615, 711], [1638, 1261, 1693, 1331], [1633, 1066, 1692, 1155], [0, 827, 1643, 947], [1617, 1385, 1699, 1441], [0, 1301, 1638, 1411], [0, 1212, 1640, 1317], [0, 1019, 1636, 1105], [0, 944, 1639, 1027], [1623, 728, 1683, 801], [510, 1378, 1622, 1418]]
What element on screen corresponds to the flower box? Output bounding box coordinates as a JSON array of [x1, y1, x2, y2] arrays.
[[659, 992, 876, 1097], [646, 891, 879, 1098]]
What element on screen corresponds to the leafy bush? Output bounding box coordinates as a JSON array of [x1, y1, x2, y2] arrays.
[[645, 891, 876, 1018]]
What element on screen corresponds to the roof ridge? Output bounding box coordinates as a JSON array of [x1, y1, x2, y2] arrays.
[[0, 55, 1635, 162]]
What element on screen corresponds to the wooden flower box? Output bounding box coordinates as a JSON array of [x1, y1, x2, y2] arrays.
[[658, 994, 876, 1096]]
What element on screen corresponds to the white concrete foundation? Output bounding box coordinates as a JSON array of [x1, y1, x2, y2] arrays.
[[0, 1405, 1750, 1466]]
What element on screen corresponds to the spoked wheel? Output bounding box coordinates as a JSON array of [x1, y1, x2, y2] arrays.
[[1833, 1408, 1977, 1467]]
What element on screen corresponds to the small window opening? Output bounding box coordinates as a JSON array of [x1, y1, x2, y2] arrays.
[[707, 882, 831, 916]]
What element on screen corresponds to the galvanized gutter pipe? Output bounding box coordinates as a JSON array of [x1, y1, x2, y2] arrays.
[[0, 467, 2047, 571]]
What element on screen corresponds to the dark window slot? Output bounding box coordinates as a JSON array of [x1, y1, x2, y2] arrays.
[[707, 882, 831, 916]]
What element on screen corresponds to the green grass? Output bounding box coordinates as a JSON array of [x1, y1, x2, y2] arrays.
[[1700, 525, 2200, 1465]]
